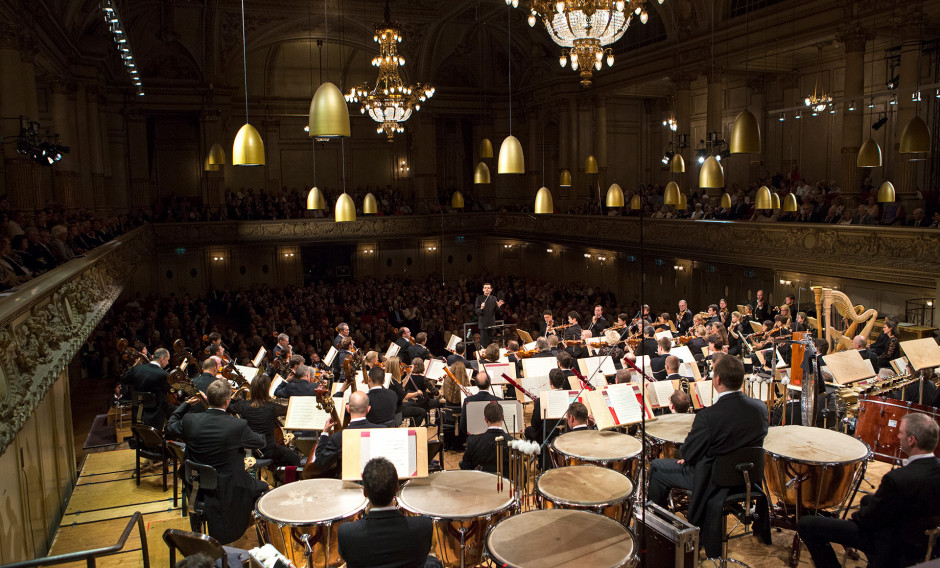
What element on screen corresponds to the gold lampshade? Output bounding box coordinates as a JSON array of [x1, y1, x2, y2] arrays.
[[363, 192, 378, 215], [474, 162, 491, 184], [534, 186, 554, 214], [699, 156, 724, 188], [677, 191, 688, 211], [208, 143, 226, 165], [720, 192, 732, 208], [877, 181, 896, 203], [755, 185, 772, 210], [451, 190, 465, 209], [857, 138, 882, 167], [204, 157, 219, 172], [630, 194, 641, 210], [783, 193, 798, 212], [497, 135, 525, 174], [309, 82, 351, 138], [233, 123, 265, 166], [480, 138, 494, 159], [771, 193, 781, 210], [335, 193, 356, 222], [730, 109, 761, 153], [605, 183, 624, 207], [585, 154, 599, 174], [670, 153, 686, 173], [559, 169, 572, 187], [663, 181, 680, 205], [899, 116, 931, 154], [306, 186, 326, 210]]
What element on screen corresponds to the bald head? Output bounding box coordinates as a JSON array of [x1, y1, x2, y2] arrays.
[[852, 335, 866, 349], [347, 391, 370, 416]]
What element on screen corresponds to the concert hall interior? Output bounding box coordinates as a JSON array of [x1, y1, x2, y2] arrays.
[[2, 0, 940, 566]]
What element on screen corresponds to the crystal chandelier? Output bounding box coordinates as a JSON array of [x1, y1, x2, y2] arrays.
[[346, 4, 434, 141], [804, 45, 832, 113], [518, 0, 661, 86]]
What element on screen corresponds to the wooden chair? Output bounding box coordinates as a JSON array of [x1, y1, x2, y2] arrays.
[[184, 460, 219, 535], [130, 423, 169, 491], [163, 528, 247, 568]]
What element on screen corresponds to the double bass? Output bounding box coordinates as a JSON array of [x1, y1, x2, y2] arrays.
[[301, 381, 345, 479]]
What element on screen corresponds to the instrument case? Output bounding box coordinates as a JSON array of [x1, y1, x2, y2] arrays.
[[634, 502, 699, 568]]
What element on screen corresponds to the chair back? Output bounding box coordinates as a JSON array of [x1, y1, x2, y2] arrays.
[[162, 528, 227, 568], [711, 446, 764, 488], [132, 391, 157, 424], [185, 460, 219, 492], [131, 424, 166, 451]]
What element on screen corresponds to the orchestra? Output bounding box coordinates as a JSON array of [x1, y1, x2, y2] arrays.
[[108, 284, 940, 566]]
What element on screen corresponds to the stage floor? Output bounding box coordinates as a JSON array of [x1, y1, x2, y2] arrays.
[[48, 428, 893, 568]]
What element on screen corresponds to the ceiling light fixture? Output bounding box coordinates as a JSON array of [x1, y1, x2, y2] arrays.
[[101, 0, 143, 96]]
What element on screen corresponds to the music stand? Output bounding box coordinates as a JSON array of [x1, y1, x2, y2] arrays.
[[822, 349, 876, 386], [900, 338, 940, 404]]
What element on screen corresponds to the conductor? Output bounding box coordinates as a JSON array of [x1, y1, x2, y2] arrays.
[[474, 283, 503, 348]]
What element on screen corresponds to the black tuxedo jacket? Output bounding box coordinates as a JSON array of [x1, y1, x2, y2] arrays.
[[313, 418, 384, 476], [192, 372, 215, 394], [446, 353, 468, 366], [274, 378, 318, 398], [539, 320, 555, 338], [475, 294, 499, 329], [122, 362, 171, 430], [853, 456, 940, 568], [338, 509, 434, 568], [407, 343, 431, 363], [588, 316, 610, 337], [680, 391, 769, 555], [677, 310, 694, 334], [459, 390, 499, 434], [460, 428, 513, 473], [394, 337, 412, 355], [638, 338, 659, 357], [650, 355, 668, 380], [166, 404, 267, 543], [563, 324, 582, 341], [366, 387, 400, 425]]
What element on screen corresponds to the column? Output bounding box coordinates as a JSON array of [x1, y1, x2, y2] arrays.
[[200, 110, 225, 206], [594, 94, 608, 192], [125, 110, 152, 212], [411, 113, 438, 212], [263, 119, 280, 193], [893, 20, 920, 203], [578, 96, 592, 198], [50, 78, 81, 208], [704, 68, 724, 195], [839, 28, 868, 203]]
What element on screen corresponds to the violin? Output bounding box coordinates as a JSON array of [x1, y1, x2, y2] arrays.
[[512, 348, 539, 359]]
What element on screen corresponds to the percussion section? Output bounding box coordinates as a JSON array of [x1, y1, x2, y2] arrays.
[[550, 430, 644, 479], [644, 413, 695, 460], [535, 465, 635, 524], [254, 478, 369, 568], [856, 395, 940, 465]]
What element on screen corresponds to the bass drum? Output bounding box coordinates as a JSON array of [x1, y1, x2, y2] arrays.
[[763, 425, 870, 512], [254, 478, 368, 568], [856, 395, 940, 465]]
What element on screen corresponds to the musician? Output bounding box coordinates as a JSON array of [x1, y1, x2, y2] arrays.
[[274, 364, 319, 397], [565, 330, 591, 360], [338, 457, 439, 568], [458, 371, 499, 436], [524, 368, 569, 443], [193, 359, 218, 394], [273, 333, 291, 358], [677, 300, 694, 335], [750, 320, 774, 352], [533, 337, 554, 358], [228, 373, 301, 467], [394, 357, 436, 427], [718, 299, 732, 329], [314, 391, 385, 477], [395, 327, 413, 353], [566, 401, 595, 431], [650, 338, 671, 380], [563, 311, 583, 341], [853, 335, 879, 371], [474, 283, 504, 348], [705, 322, 730, 350], [407, 332, 431, 362], [366, 366, 401, 427], [505, 340, 524, 380], [333, 337, 354, 383], [727, 312, 744, 356], [669, 390, 692, 413], [588, 305, 609, 338], [166, 380, 268, 544], [122, 347, 174, 430], [799, 413, 940, 568], [740, 304, 754, 328], [539, 310, 556, 337], [876, 320, 901, 371], [648, 355, 770, 558], [871, 316, 900, 358], [754, 289, 774, 323], [614, 313, 631, 339], [446, 341, 469, 366], [547, 335, 563, 356], [654, 313, 672, 333], [460, 401, 512, 473], [705, 304, 720, 324], [792, 311, 809, 333], [206, 343, 224, 368], [636, 326, 659, 357], [663, 355, 682, 382], [334, 323, 350, 348]]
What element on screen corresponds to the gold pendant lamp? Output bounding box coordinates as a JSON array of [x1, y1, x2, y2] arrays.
[[630, 194, 642, 210], [480, 138, 494, 159], [699, 156, 724, 188], [670, 153, 686, 173], [309, 82, 351, 138], [363, 193, 378, 215], [451, 190, 465, 209], [877, 181, 896, 203], [474, 162, 491, 184], [559, 169, 572, 187], [857, 138, 882, 167], [585, 155, 599, 174], [204, 157, 219, 172], [233, 0, 264, 166], [720, 192, 732, 209], [677, 191, 688, 211], [783, 193, 798, 212], [306, 186, 326, 210], [730, 110, 761, 153], [605, 183, 624, 208], [663, 181, 680, 205], [771, 192, 781, 211], [534, 186, 554, 214], [208, 143, 226, 165], [335, 193, 356, 222], [755, 185, 772, 210], [498, 135, 525, 173], [899, 116, 931, 153]]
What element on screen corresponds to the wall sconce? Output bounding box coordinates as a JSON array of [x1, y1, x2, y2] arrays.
[[283, 252, 295, 258], [363, 249, 375, 254], [398, 159, 410, 174], [673, 265, 685, 271], [584, 253, 591, 258], [426, 246, 438, 252], [546, 248, 553, 253], [504, 244, 513, 249], [778, 279, 793, 286], [212, 256, 224, 262], [597, 256, 607, 262]]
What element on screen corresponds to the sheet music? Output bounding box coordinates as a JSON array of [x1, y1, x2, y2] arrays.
[[604, 385, 643, 425], [678, 363, 696, 378], [694, 380, 715, 407], [324, 346, 338, 367], [367, 428, 410, 477], [523, 340, 538, 351], [655, 330, 673, 342], [578, 356, 618, 379], [522, 357, 557, 378], [483, 362, 514, 384], [891, 357, 911, 376], [252, 347, 266, 368], [425, 358, 446, 381], [269, 374, 284, 398], [632, 355, 653, 376], [541, 389, 581, 419], [670, 345, 696, 363], [498, 348, 510, 363], [385, 343, 400, 359], [519, 376, 551, 403], [650, 380, 677, 409], [284, 397, 331, 430], [235, 365, 259, 383]]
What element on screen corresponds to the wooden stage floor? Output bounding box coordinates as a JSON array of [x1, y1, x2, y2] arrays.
[[47, 436, 894, 568]]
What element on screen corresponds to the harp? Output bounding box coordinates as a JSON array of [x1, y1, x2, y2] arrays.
[[812, 286, 878, 353]]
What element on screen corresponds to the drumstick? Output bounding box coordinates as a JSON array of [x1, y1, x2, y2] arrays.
[[496, 436, 504, 492]]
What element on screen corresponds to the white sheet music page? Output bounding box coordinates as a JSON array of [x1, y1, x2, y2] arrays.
[[519, 376, 551, 403], [252, 347, 266, 368], [269, 374, 284, 398], [425, 358, 446, 381], [284, 397, 330, 430], [650, 381, 677, 409], [385, 343, 400, 359], [541, 389, 580, 419], [367, 428, 410, 477], [603, 384, 643, 425], [446, 334, 460, 351], [670, 345, 696, 363], [324, 346, 338, 367]]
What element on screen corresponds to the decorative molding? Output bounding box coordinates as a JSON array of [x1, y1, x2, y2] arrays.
[[0, 226, 152, 455]]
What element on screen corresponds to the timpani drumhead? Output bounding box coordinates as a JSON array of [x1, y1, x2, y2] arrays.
[[255, 479, 368, 525], [552, 430, 642, 461], [537, 466, 633, 506], [644, 413, 695, 444], [398, 470, 515, 520], [764, 425, 870, 465], [486, 509, 635, 568]]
